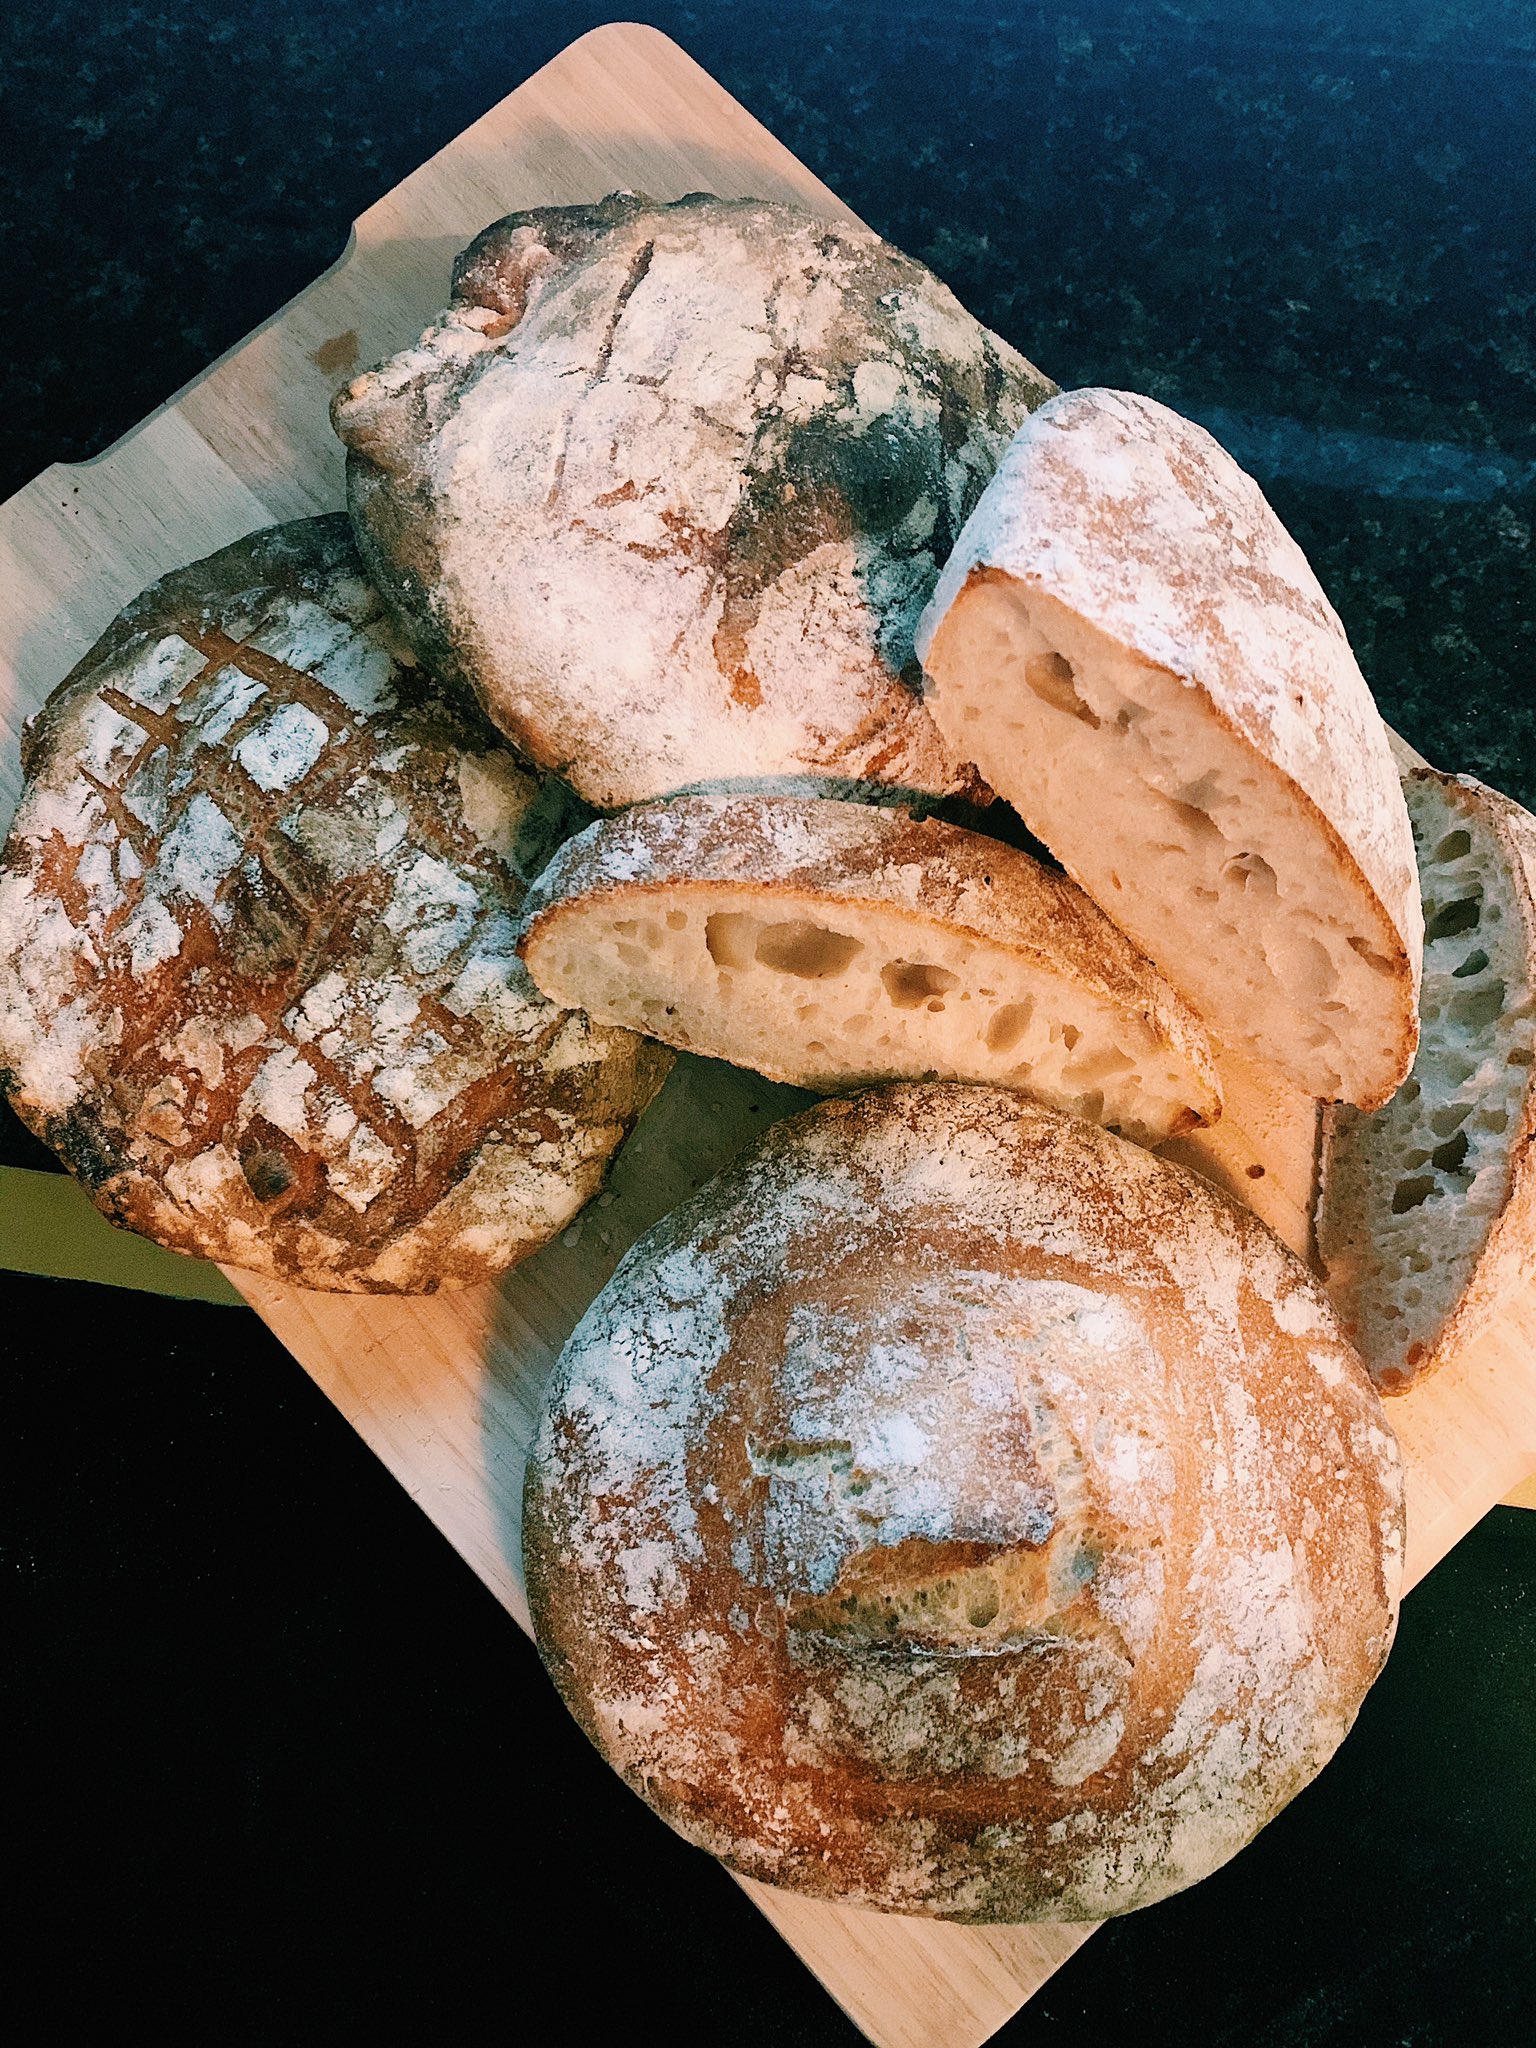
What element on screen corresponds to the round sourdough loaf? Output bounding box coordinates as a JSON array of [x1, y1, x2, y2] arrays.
[[915, 388, 1423, 1109], [0, 516, 671, 1292], [331, 190, 1054, 809], [525, 1084, 1404, 1921], [518, 792, 1222, 1146]]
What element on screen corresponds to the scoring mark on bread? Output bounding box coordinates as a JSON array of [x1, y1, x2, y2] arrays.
[[0, 519, 668, 1289], [785, 1520, 1128, 1661]]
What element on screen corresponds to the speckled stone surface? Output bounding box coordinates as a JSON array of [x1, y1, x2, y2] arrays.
[[3, 6, 1533, 2040], [3, 3, 1532, 794]]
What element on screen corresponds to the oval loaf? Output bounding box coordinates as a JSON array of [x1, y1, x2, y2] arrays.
[[332, 189, 1055, 809], [525, 1083, 1405, 1921], [0, 516, 671, 1292], [518, 792, 1222, 1146], [915, 387, 1423, 1109]]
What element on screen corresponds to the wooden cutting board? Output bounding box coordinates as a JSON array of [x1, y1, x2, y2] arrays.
[[2, 26, 1533, 2047]]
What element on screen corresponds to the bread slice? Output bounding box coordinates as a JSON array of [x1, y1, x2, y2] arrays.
[[1317, 769, 1536, 1390], [518, 793, 1221, 1147], [914, 387, 1422, 1109]]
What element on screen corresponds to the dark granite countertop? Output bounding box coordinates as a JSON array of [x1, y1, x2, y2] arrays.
[[4, 5, 1533, 2041]]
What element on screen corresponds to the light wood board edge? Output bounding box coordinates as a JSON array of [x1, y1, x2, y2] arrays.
[[2, 25, 1533, 2048], [0, 1164, 244, 1304]]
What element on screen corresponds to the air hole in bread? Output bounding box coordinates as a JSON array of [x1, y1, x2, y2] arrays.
[[1435, 830, 1473, 862], [241, 1149, 294, 1203], [666, 910, 688, 931], [1222, 851, 1277, 896], [1453, 949, 1490, 979], [1428, 1101, 1472, 1138], [1062, 1045, 1136, 1091], [705, 911, 757, 970], [1025, 650, 1099, 728], [705, 910, 866, 980], [1450, 980, 1505, 1031], [966, 1582, 1002, 1628], [1159, 794, 1222, 843], [763, 919, 863, 978], [1425, 896, 1482, 942], [882, 960, 961, 1009], [1430, 1129, 1470, 1173], [1347, 933, 1398, 975], [1391, 1175, 1436, 1214]]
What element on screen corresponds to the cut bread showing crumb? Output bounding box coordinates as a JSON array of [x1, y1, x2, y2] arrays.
[[518, 794, 1221, 1147], [1317, 769, 1536, 1391], [915, 388, 1422, 1110]]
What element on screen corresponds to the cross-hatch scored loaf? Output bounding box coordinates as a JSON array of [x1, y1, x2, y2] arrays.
[[0, 517, 669, 1291], [518, 792, 1222, 1147], [1318, 768, 1536, 1389]]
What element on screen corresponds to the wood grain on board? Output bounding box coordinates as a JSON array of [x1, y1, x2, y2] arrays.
[[2, 27, 1532, 2048]]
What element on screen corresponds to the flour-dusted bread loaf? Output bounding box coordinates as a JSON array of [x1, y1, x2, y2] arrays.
[[915, 388, 1422, 1109], [525, 1083, 1404, 1922], [1318, 769, 1536, 1390], [331, 190, 1054, 809], [519, 793, 1221, 1146], [0, 517, 670, 1292]]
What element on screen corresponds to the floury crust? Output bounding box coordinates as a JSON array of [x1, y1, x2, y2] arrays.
[[526, 1084, 1404, 1921], [0, 516, 669, 1291], [332, 190, 1055, 809]]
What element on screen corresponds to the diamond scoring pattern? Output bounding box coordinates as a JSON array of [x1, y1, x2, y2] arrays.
[[1, 528, 663, 1289]]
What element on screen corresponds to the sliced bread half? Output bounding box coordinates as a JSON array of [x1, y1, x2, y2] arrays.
[[518, 793, 1221, 1147], [914, 387, 1422, 1109], [1317, 769, 1536, 1391]]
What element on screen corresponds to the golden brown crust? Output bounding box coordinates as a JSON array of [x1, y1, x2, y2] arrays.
[[526, 1083, 1404, 1920], [0, 516, 670, 1291], [332, 191, 1055, 809]]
